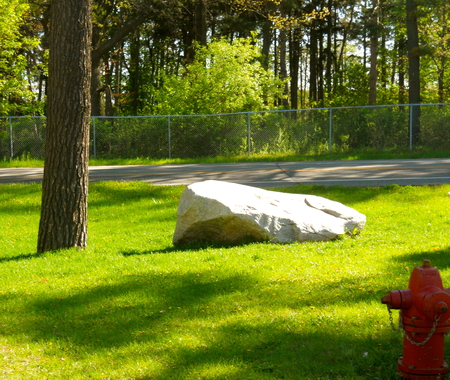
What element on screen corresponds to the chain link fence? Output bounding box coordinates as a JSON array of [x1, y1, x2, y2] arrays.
[[2, 103, 450, 160]]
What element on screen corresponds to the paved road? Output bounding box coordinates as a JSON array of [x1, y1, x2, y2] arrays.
[[2, 158, 450, 188]]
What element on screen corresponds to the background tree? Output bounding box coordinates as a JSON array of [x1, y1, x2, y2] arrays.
[[90, 0, 155, 116], [1, 0, 448, 118], [368, 0, 380, 105], [153, 37, 286, 115], [406, 0, 421, 144], [0, 0, 39, 115], [37, 0, 92, 253], [420, 0, 450, 104]]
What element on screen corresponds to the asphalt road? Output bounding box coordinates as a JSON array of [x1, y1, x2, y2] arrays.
[[2, 158, 450, 188]]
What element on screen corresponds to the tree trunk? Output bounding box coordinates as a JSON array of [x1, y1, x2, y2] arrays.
[[309, 24, 318, 103], [438, 60, 445, 104], [317, 32, 324, 104], [380, 30, 387, 90], [325, 0, 333, 94], [183, 0, 207, 64], [37, 0, 92, 253], [397, 34, 407, 105], [194, 0, 207, 46], [91, 61, 103, 116], [129, 33, 141, 115], [104, 59, 114, 116], [290, 29, 300, 111], [279, 26, 289, 108], [90, 9, 151, 116], [369, 0, 379, 105], [261, 18, 272, 70], [406, 0, 421, 144]]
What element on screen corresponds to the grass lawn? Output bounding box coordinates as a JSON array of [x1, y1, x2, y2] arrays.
[[1, 181, 450, 379]]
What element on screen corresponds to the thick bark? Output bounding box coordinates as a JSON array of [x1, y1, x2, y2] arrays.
[[37, 0, 92, 253]]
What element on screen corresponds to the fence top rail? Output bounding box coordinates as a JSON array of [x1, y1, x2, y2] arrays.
[[2, 102, 450, 120], [0, 116, 46, 119]]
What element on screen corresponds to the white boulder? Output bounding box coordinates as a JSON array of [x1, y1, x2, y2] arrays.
[[172, 180, 366, 245]]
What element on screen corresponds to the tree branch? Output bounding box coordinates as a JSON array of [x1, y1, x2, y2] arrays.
[[91, 10, 151, 65]]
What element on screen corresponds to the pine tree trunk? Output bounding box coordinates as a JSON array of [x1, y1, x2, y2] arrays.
[[279, 27, 289, 108], [325, 0, 334, 94], [194, 0, 207, 46], [37, 0, 92, 253], [91, 60, 103, 116], [406, 0, 421, 144], [309, 25, 318, 103], [289, 29, 300, 111], [369, 0, 379, 105], [261, 18, 272, 70], [129, 34, 141, 115], [397, 34, 407, 105]]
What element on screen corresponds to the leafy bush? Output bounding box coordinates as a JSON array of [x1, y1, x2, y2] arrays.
[[153, 37, 286, 116]]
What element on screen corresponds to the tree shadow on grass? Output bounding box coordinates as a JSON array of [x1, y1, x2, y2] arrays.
[[121, 240, 261, 256], [390, 245, 450, 272], [138, 326, 400, 379], [21, 271, 258, 349], [0, 252, 44, 263], [5, 262, 403, 379]]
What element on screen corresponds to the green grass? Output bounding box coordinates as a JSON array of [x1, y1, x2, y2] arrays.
[[2, 147, 450, 168], [1, 181, 450, 379]]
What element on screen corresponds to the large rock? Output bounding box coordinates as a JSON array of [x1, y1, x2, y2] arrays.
[[172, 180, 366, 245]]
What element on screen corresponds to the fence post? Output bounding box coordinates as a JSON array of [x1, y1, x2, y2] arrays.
[[9, 117, 13, 159], [328, 108, 333, 154], [247, 112, 251, 156], [92, 117, 97, 159], [168, 115, 171, 159], [409, 105, 413, 150]]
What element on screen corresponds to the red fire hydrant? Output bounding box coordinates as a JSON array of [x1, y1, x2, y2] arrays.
[[382, 259, 450, 379]]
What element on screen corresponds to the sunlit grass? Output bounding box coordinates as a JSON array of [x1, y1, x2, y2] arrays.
[[1, 182, 450, 378]]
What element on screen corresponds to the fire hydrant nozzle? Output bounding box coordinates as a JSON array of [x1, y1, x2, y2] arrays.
[[381, 260, 450, 379], [435, 301, 449, 315], [381, 289, 413, 310]]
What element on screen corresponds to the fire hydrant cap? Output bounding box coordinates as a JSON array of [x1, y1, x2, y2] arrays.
[[423, 291, 450, 320], [435, 301, 449, 315]]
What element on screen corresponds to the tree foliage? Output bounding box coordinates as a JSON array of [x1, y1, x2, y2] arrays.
[[0, 0, 449, 117], [153, 37, 286, 115], [0, 0, 39, 115]]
